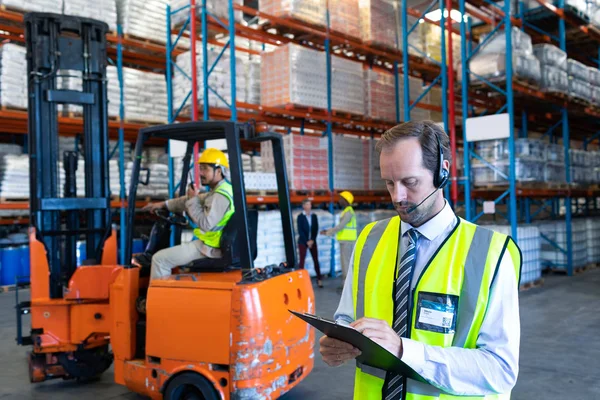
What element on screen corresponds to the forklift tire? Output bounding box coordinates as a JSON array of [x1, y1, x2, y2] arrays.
[[164, 372, 219, 400]]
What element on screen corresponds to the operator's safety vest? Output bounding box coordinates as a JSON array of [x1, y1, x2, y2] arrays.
[[193, 181, 235, 248], [336, 206, 358, 241], [352, 216, 521, 400]]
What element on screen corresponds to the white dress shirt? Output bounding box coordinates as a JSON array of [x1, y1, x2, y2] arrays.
[[334, 201, 520, 396], [304, 211, 312, 232]]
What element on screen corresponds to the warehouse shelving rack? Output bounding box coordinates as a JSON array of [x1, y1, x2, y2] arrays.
[[0, 8, 177, 262], [459, 0, 600, 275], [165, 0, 458, 276]]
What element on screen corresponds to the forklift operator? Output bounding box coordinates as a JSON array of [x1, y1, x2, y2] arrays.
[[141, 148, 235, 279]]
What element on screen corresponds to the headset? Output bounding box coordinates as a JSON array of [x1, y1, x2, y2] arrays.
[[406, 133, 450, 213]]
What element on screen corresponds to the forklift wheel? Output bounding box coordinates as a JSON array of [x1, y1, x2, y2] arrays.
[[164, 372, 219, 400]]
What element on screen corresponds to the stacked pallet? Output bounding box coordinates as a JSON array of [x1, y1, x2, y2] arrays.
[[169, 0, 244, 28], [534, 44, 568, 94], [261, 134, 329, 191], [537, 219, 588, 270], [107, 66, 168, 123], [586, 218, 600, 264], [0, 0, 56, 12], [0, 44, 27, 110], [261, 43, 364, 115], [332, 135, 370, 191], [117, 0, 166, 43], [486, 224, 541, 285], [64, 0, 117, 32]]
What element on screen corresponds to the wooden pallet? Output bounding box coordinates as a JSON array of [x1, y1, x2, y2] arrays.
[[0, 105, 27, 112], [0, 283, 29, 293], [519, 278, 544, 292], [109, 115, 167, 125], [0, 197, 30, 203], [123, 33, 166, 48]]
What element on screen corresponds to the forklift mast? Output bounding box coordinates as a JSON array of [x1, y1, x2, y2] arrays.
[[25, 13, 112, 298]]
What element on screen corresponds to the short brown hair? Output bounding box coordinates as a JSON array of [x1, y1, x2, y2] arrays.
[[302, 198, 311, 205], [376, 121, 452, 176]]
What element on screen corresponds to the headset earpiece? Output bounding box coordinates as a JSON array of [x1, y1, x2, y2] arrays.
[[435, 134, 450, 189]]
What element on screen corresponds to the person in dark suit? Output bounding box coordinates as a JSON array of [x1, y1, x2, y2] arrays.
[[297, 199, 323, 288]]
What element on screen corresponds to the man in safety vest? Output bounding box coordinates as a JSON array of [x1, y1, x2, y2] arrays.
[[142, 148, 234, 279], [319, 121, 521, 399], [321, 190, 357, 282]]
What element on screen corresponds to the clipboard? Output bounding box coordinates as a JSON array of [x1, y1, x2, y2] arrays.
[[289, 310, 426, 383]]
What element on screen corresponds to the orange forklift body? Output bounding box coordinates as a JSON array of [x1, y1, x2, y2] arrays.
[[111, 268, 315, 399]]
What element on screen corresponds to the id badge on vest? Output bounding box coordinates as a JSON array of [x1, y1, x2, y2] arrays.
[[415, 291, 459, 334]]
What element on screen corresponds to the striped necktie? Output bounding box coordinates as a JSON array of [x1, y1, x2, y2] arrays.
[[382, 228, 419, 400]]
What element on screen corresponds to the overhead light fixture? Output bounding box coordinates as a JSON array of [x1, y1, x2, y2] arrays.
[[424, 9, 467, 23]]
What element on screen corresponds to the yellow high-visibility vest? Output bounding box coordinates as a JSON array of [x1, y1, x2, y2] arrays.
[[351, 216, 521, 400], [336, 206, 357, 241], [193, 181, 234, 248]]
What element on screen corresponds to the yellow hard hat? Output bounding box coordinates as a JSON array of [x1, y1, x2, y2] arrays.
[[340, 191, 354, 205], [198, 148, 229, 168]]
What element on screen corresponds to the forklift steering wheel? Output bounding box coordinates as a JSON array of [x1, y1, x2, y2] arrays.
[[154, 209, 189, 227]]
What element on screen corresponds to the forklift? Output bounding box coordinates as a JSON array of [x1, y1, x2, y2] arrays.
[[17, 12, 315, 399]]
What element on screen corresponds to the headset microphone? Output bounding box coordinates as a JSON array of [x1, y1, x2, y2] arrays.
[[405, 187, 440, 214], [403, 133, 450, 214]]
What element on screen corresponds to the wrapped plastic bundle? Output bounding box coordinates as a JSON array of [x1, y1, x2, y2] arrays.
[[468, 51, 541, 83], [245, 58, 261, 105], [330, 0, 360, 39], [261, 43, 364, 115], [169, 0, 244, 28], [423, 24, 462, 67], [515, 139, 547, 160], [0, 44, 27, 109], [0, 0, 57, 12], [333, 135, 370, 190], [398, 74, 431, 121], [364, 67, 396, 122], [592, 86, 600, 106], [588, 66, 600, 86], [569, 78, 592, 102], [478, 26, 533, 56], [540, 65, 568, 93], [544, 162, 566, 183], [331, 56, 365, 115], [107, 66, 168, 123], [533, 44, 567, 70], [260, 0, 327, 27], [567, 59, 589, 81], [472, 159, 545, 186], [117, 0, 166, 43], [64, 0, 118, 32], [56, 69, 83, 116], [547, 143, 565, 164], [475, 138, 546, 162], [359, 0, 397, 49]]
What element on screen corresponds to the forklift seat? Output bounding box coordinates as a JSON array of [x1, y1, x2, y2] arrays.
[[185, 210, 258, 272]]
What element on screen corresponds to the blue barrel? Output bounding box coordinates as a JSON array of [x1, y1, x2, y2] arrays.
[[19, 245, 30, 284], [132, 238, 145, 254], [76, 241, 86, 266], [0, 246, 22, 286]]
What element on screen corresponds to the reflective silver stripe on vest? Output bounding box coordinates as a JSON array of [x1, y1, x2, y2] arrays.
[[356, 218, 392, 320], [452, 226, 495, 347], [356, 361, 387, 380], [406, 379, 441, 397]]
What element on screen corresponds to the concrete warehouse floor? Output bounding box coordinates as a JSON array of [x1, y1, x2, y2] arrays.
[[0, 269, 599, 400]]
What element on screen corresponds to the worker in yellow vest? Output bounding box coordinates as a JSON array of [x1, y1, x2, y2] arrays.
[[142, 148, 234, 279], [319, 121, 521, 399], [321, 190, 357, 283]]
